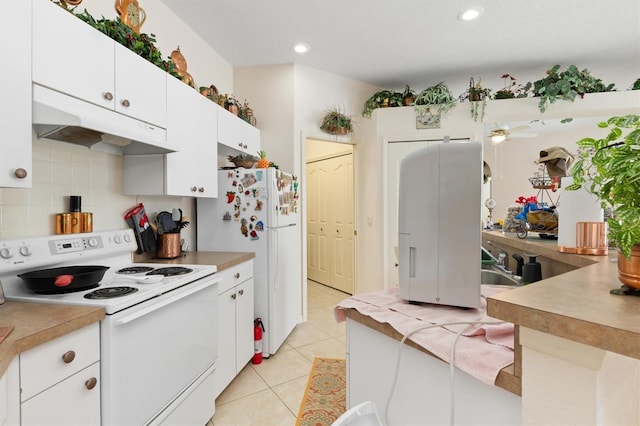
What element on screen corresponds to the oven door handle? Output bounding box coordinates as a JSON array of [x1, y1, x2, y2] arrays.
[[114, 278, 218, 326]]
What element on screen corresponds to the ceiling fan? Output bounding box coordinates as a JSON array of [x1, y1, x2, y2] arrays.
[[487, 124, 537, 143]]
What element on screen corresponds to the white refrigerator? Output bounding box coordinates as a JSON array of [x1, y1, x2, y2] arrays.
[[197, 167, 301, 357]]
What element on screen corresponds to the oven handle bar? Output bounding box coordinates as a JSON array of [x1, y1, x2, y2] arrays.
[[114, 277, 218, 326]]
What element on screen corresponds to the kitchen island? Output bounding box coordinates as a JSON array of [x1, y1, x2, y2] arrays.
[[342, 232, 639, 425]]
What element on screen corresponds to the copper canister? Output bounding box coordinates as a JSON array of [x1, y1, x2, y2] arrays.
[[575, 221, 608, 255], [81, 212, 93, 233], [56, 213, 72, 234], [156, 233, 181, 259]]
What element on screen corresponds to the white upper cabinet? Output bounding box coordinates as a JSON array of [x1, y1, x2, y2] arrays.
[[217, 106, 260, 155], [0, 0, 32, 188], [123, 77, 218, 198], [32, 0, 166, 128], [164, 77, 218, 197]]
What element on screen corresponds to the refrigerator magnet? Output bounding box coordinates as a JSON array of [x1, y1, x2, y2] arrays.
[[250, 230, 259, 240], [226, 191, 235, 203], [222, 212, 231, 221], [250, 215, 257, 222], [255, 200, 263, 211], [232, 180, 238, 187], [255, 221, 264, 231]]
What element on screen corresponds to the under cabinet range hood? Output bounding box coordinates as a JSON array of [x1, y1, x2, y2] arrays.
[[32, 84, 177, 155]]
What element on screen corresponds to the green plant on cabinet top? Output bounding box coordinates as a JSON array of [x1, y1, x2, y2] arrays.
[[414, 82, 457, 116], [459, 77, 492, 122], [532, 65, 615, 113], [568, 115, 640, 259], [55, 2, 180, 79], [494, 74, 532, 100], [362, 89, 403, 118]]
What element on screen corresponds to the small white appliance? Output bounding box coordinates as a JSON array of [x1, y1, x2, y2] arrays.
[[0, 229, 219, 425], [398, 141, 482, 309], [197, 167, 301, 357]]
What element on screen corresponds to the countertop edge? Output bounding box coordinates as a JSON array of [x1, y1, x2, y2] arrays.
[[135, 251, 255, 271], [344, 308, 521, 396], [0, 301, 105, 377]]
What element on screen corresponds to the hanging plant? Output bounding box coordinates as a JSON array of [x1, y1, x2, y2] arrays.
[[320, 107, 353, 135], [459, 77, 492, 122], [414, 82, 457, 117], [532, 65, 615, 113], [494, 74, 532, 100]]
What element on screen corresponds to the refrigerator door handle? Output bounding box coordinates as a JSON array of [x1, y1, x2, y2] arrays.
[[267, 223, 296, 230]]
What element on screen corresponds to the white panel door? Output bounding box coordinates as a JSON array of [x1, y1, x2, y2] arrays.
[[306, 153, 354, 294], [306, 161, 331, 284]]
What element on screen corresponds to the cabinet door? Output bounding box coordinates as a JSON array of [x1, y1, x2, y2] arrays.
[[114, 42, 167, 127], [0, 0, 31, 188], [21, 362, 100, 426], [214, 286, 237, 399], [235, 278, 255, 371], [165, 77, 218, 197], [240, 121, 261, 155], [32, 0, 115, 110], [217, 106, 243, 151]]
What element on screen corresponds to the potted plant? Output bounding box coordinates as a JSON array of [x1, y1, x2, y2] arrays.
[[459, 78, 492, 121], [567, 114, 640, 289], [402, 85, 415, 106], [532, 65, 615, 113], [225, 95, 240, 115], [631, 78, 640, 90], [494, 74, 532, 99], [413, 82, 457, 117], [362, 89, 403, 118], [320, 107, 353, 135]]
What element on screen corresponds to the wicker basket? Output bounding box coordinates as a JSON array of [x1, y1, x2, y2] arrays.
[[230, 159, 257, 168]]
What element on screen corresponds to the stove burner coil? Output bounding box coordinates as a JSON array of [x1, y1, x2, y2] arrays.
[[146, 267, 193, 277], [117, 266, 155, 274], [84, 286, 139, 299]]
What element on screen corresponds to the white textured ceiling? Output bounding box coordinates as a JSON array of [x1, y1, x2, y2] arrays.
[[159, 0, 640, 90]]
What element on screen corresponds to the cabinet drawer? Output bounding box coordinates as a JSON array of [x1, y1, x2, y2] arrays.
[[20, 323, 100, 401], [21, 362, 100, 425], [218, 260, 254, 294]]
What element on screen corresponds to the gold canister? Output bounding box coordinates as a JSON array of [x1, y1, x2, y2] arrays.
[[81, 212, 93, 233], [156, 233, 181, 259], [575, 221, 608, 255], [56, 213, 72, 234], [70, 212, 81, 234]]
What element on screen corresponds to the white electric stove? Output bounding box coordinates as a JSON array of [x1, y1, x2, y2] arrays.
[[0, 229, 220, 425]]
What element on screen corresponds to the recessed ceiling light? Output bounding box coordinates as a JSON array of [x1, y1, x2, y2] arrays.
[[292, 43, 310, 54], [458, 7, 484, 21]]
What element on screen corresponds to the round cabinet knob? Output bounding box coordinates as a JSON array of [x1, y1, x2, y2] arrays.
[[88, 238, 99, 247], [243, 144, 248, 149], [231, 293, 237, 300], [14, 168, 28, 179], [85, 377, 98, 390], [103, 92, 114, 101], [191, 186, 197, 192], [238, 289, 244, 296], [238, 143, 243, 148], [61, 350, 76, 364], [0, 248, 13, 259], [114, 235, 122, 244], [198, 187, 205, 193], [19, 246, 32, 257], [121, 99, 131, 108], [234, 272, 240, 279]]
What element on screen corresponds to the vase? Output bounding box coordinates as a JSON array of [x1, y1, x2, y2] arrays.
[[228, 105, 238, 116], [617, 244, 640, 289]]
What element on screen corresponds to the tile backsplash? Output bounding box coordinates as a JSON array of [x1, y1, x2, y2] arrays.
[[0, 137, 195, 250]]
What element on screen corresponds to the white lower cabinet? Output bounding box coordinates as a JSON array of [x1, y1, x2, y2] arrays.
[[20, 323, 100, 425], [214, 260, 255, 399], [0, 357, 19, 426]]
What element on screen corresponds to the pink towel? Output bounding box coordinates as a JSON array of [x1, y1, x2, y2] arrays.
[[334, 286, 514, 386]]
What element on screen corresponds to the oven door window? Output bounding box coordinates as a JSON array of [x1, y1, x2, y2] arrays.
[[100, 276, 218, 426]]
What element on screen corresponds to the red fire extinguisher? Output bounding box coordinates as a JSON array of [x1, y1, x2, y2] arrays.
[[252, 318, 265, 365]]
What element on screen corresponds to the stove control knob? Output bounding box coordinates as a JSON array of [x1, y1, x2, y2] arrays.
[[88, 238, 99, 247], [19, 246, 32, 257], [124, 233, 132, 243], [0, 247, 13, 259], [114, 235, 122, 244]]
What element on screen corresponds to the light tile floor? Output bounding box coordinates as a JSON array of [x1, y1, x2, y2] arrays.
[[209, 280, 349, 426]]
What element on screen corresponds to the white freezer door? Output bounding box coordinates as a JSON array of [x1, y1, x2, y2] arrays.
[[267, 223, 301, 354]]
